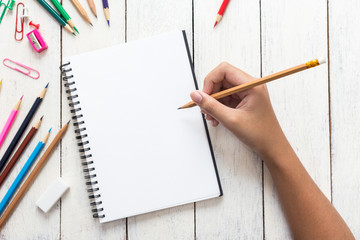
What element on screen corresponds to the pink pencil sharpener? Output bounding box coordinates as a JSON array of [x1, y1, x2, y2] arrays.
[[26, 29, 48, 53]]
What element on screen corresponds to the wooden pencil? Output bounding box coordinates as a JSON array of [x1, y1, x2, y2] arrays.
[[0, 121, 70, 229], [102, 0, 110, 26], [0, 83, 48, 173], [0, 129, 51, 215], [71, 0, 92, 26], [179, 58, 326, 109], [0, 96, 23, 148], [0, 79, 2, 93], [87, 0, 97, 17], [0, 116, 43, 187], [213, 0, 230, 28]]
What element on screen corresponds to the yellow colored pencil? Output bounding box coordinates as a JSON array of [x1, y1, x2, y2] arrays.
[[179, 58, 326, 109]]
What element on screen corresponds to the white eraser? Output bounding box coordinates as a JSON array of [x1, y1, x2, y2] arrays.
[[36, 178, 69, 213], [318, 57, 326, 64]]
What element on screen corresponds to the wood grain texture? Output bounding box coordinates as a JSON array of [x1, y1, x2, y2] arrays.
[[60, 0, 126, 239], [126, 1, 194, 239], [0, 0, 61, 238], [0, 0, 359, 238], [329, 0, 360, 237], [261, 0, 330, 239], [194, 0, 263, 239]]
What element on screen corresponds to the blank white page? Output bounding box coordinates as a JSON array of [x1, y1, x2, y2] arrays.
[[64, 30, 221, 223]]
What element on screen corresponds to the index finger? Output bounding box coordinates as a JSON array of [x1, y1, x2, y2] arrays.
[[203, 62, 256, 94]]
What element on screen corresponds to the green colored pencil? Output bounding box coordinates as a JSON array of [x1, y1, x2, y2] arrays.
[[36, 0, 75, 35], [50, 0, 79, 33]]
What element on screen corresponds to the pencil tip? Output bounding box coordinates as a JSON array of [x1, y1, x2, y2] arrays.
[[67, 120, 71, 124], [20, 95, 24, 100], [213, 21, 217, 28], [45, 82, 49, 88], [73, 32, 76, 36], [90, 23, 93, 26], [74, 27, 79, 34], [49, 128, 52, 133], [177, 107, 182, 110], [107, 20, 110, 26], [40, 115, 44, 120]]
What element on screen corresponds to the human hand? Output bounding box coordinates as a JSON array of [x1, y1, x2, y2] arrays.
[[190, 62, 290, 162]]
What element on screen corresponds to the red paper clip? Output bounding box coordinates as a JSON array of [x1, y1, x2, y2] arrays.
[[3, 58, 40, 79], [15, 2, 24, 41]]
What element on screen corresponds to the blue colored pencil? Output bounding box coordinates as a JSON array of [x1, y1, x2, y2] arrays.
[[0, 129, 51, 215]]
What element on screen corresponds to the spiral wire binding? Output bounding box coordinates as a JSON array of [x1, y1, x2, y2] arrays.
[[60, 62, 105, 218]]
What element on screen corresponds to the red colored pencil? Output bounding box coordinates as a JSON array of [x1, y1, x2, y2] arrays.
[[213, 0, 230, 28]]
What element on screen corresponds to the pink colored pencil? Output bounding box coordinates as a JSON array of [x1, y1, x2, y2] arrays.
[[0, 96, 23, 148]]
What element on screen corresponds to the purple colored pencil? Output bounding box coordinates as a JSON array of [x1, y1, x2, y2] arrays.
[[102, 0, 110, 26]]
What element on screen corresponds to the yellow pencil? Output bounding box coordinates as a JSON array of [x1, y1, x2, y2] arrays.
[[0, 79, 3, 92], [179, 58, 326, 109]]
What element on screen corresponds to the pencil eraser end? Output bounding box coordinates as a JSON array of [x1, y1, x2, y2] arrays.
[[318, 57, 326, 65], [36, 178, 69, 213]]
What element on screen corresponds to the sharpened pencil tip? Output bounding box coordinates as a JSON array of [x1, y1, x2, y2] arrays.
[[67, 120, 71, 124], [20, 95, 24, 100], [72, 32, 76, 36], [74, 27, 79, 34], [49, 128, 52, 133], [40, 115, 44, 120], [45, 82, 49, 88], [213, 21, 217, 28], [90, 23, 93, 26], [107, 20, 110, 26], [177, 107, 182, 110]]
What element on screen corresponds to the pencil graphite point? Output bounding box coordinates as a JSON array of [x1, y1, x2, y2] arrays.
[[49, 128, 52, 133], [213, 21, 218, 28], [45, 83, 49, 88], [90, 22, 93, 26], [73, 32, 76, 36], [74, 27, 79, 34], [20, 95, 24, 100], [67, 120, 71, 124], [40, 115, 44, 121], [107, 20, 110, 26]]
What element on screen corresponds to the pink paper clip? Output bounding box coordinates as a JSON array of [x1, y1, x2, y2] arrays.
[[26, 29, 47, 53], [3, 58, 40, 79]]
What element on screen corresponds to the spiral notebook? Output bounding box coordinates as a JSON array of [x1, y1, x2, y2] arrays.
[[60, 30, 222, 224]]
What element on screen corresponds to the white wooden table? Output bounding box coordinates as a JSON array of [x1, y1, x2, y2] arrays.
[[0, 0, 359, 239]]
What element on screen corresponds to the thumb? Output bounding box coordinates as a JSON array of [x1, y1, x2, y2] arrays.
[[190, 90, 231, 122]]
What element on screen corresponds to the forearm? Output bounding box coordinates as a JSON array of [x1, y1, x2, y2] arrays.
[[263, 141, 354, 240]]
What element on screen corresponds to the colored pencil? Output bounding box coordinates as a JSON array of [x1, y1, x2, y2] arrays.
[[102, 0, 109, 26], [36, 0, 75, 35], [0, 121, 69, 228], [213, 0, 230, 28], [179, 58, 327, 109], [0, 129, 51, 215], [0, 116, 43, 187], [50, 0, 79, 33], [0, 83, 48, 173], [0, 96, 23, 148], [71, 0, 92, 26], [87, 0, 97, 17], [0, 79, 2, 92]]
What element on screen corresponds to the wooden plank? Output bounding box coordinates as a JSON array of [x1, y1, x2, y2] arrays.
[[329, 0, 360, 237], [0, 0, 61, 238], [60, 0, 126, 238], [194, 0, 263, 239], [126, 1, 194, 239], [261, 0, 329, 239]]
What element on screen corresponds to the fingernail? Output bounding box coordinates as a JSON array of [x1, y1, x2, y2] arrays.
[[190, 91, 202, 104]]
